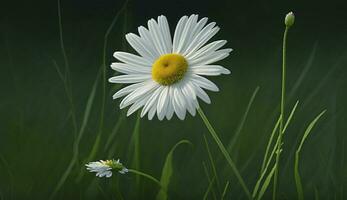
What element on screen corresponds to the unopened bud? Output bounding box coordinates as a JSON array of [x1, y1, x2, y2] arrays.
[[285, 12, 295, 27]]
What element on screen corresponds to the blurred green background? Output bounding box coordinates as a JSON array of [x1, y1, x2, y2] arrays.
[[1, 0, 347, 199]]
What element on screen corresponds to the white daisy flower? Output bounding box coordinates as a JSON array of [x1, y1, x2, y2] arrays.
[[109, 14, 231, 120], [86, 159, 128, 178]]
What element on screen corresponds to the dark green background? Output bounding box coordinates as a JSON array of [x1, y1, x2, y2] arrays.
[[1, 0, 347, 199]]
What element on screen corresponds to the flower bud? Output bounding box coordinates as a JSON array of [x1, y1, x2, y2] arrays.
[[285, 12, 295, 27]]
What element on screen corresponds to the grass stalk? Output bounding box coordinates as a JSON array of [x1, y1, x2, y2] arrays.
[[272, 25, 290, 200], [197, 108, 252, 200]]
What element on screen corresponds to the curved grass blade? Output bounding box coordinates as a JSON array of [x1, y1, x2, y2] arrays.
[[50, 67, 100, 199], [203, 176, 216, 200], [156, 140, 192, 200], [261, 100, 299, 173], [221, 181, 230, 200], [294, 110, 326, 200], [257, 164, 277, 200], [203, 134, 221, 195], [198, 108, 252, 199], [227, 86, 260, 152], [131, 112, 141, 185], [253, 101, 299, 198]]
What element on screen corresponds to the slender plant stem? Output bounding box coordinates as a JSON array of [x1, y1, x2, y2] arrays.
[[128, 169, 161, 187], [273, 26, 289, 200], [197, 108, 252, 200]]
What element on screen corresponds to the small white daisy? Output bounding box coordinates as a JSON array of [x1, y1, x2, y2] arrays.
[[86, 159, 128, 178], [109, 14, 231, 120]]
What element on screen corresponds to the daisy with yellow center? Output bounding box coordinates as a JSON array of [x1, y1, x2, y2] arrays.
[[109, 14, 231, 120]]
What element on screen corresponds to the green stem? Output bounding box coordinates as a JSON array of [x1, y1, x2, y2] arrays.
[[128, 169, 161, 187], [273, 26, 289, 200], [197, 108, 252, 200]]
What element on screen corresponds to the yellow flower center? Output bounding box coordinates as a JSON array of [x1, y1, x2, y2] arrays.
[[152, 54, 188, 85]]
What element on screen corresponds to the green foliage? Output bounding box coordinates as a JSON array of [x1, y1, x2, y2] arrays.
[[156, 140, 192, 200], [294, 110, 326, 200]]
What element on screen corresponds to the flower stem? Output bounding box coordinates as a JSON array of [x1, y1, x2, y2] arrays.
[[272, 26, 289, 200], [197, 108, 252, 200], [128, 169, 161, 187]]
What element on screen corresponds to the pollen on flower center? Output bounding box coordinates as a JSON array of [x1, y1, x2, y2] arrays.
[[152, 54, 188, 85]]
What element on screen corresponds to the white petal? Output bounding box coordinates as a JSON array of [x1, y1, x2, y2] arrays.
[[190, 74, 219, 92], [191, 82, 211, 104], [173, 16, 188, 53], [165, 89, 175, 120], [147, 19, 170, 54], [180, 83, 197, 116], [138, 26, 161, 58], [109, 74, 151, 84], [111, 62, 151, 74], [175, 14, 199, 54], [187, 40, 227, 61], [190, 65, 231, 76], [120, 81, 159, 109], [113, 51, 152, 66], [158, 15, 172, 54], [141, 86, 163, 118], [125, 33, 156, 61], [189, 48, 232, 66], [172, 86, 187, 120], [127, 92, 152, 116], [112, 82, 145, 99], [156, 86, 169, 120], [183, 22, 218, 57]]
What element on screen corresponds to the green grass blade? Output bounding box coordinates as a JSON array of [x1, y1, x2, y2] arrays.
[[254, 101, 299, 198], [105, 110, 126, 154], [294, 110, 326, 200], [221, 181, 230, 200], [260, 116, 281, 173], [197, 108, 252, 200], [203, 134, 221, 195], [257, 164, 277, 200], [156, 140, 192, 200], [202, 162, 217, 200], [203, 176, 216, 200], [132, 112, 141, 185], [261, 101, 299, 172], [227, 86, 260, 152], [50, 68, 100, 198], [128, 169, 161, 187]]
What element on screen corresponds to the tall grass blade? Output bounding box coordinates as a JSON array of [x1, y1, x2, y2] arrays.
[[221, 181, 230, 200], [156, 140, 192, 200], [50, 67, 100, 198], [197, 108, 252, 199], [202, 162, 217, 200], [254, 101, 299, 198], [257, 164, 277, 200], [84, 0, 129, 168], [132, 112, 141, 185], [203, 134, 221, 195], [203, 176, 216, 200], [294, 110, 326, 200], [227, 86, 260, 152], [104, 110, 126, 153]]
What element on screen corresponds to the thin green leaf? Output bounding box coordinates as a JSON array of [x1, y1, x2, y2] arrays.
[[257, 164, 277, 200], [51, 66, 100, 198], [221, 181, 230, 200], [203, 134, 221, 195], [294, 110, 326, 200], [156, 140, 192, 200], [228, 86, 260, 152], [132, 112, 141, 185]]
